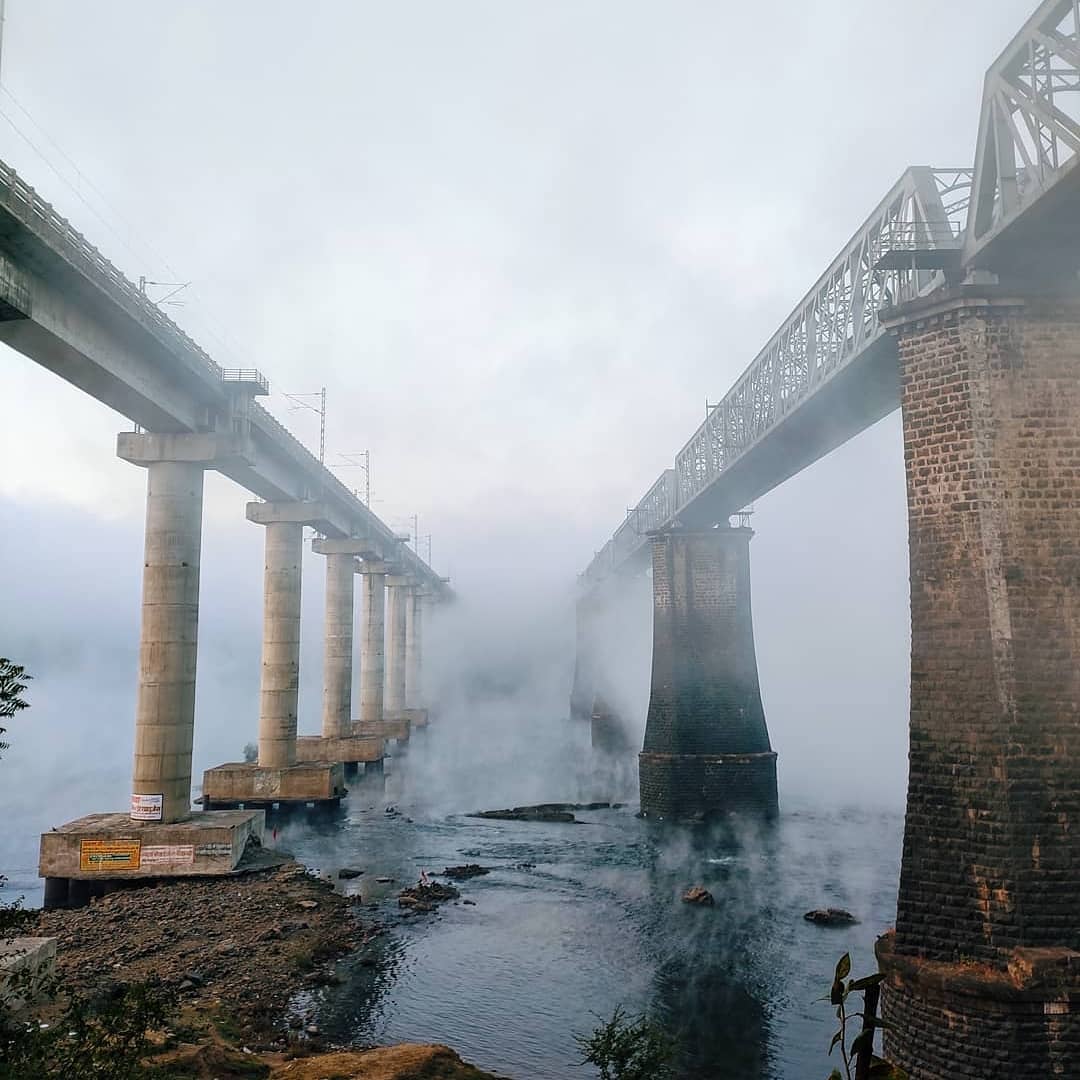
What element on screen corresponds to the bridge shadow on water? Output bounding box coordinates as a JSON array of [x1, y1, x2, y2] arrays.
[[639, 818, 777, 1079], [257, 724, 901, 1079]]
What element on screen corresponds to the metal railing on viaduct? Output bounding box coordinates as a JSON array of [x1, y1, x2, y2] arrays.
[[0, 158, 447, 597], [582, 0, 1080, 590]]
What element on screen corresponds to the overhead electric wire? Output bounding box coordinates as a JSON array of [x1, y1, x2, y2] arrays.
[[0, 81, 251, 368], [0, 77, 339, 464]]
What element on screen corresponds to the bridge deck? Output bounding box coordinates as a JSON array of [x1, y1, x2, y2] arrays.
[[0, 161, 445, 593], [584, 167, 970, 584]]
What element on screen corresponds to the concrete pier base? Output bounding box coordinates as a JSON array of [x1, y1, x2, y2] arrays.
[[294, 734, 385, 766], [202, 761, 346, 810], [639, 751, 778, 819], [355, 716, 410, 742], [1, 937, 56, 1011], [877, 932, 1080, 1077], [402, 707, 429, 730], [38, 810, 264, 909]]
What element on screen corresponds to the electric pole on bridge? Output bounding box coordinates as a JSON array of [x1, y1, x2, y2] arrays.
[[335, 450, 371, 506], [285, 387, 327, 464]]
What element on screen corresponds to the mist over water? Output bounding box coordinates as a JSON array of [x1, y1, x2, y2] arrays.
[[260, 720, 903, 1080], [1, 576, 906, 1078], [0, 410, 913, 1078]]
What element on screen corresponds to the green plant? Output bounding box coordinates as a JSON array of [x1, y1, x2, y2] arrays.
[[0, 878, 31, 942], [0, 657, 30, 759], [576, 1005, 676, 1080], [0, 660, 32, 942], [824, 953, 906, 1080], [0, 980, 175, 1079]]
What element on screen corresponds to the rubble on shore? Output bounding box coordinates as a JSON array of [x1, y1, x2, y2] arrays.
[[21, 860, 507, 1076]]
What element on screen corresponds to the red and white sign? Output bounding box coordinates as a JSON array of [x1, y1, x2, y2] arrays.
[[140, 844, 194, 866], [130, 793, 163, 821]]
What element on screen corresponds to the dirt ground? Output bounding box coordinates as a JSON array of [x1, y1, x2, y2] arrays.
[[30, 861, 368, 1048], [23, 861, 507, 1078], [269, 1044, 509, 1079]]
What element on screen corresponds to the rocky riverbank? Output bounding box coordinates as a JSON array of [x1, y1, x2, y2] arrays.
[[24, 860, 507, 1078]]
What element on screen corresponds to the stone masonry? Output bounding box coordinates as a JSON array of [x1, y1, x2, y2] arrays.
[[639, 527, 777, 820], [878, 289, 1080, 1078], [569, 592, 599, 724]]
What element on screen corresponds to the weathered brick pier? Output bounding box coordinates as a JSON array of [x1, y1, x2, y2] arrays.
[[638, 527, 778, 820], [875, 289, 1080, 1075]]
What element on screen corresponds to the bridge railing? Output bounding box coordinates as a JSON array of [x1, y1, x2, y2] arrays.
[[221, 368, 271, 395], [0, 159, 446, 593], [0, 161, 228, 389], [583, 167, 971, 588], [965, 0, 1080, 263], [671, 167, 971, 513]]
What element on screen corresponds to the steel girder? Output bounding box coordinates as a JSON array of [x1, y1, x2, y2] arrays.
[[965, 0, 1080, 265], [581, 167, 970, 588]]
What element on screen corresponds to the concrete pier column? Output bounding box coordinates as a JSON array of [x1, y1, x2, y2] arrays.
[[320, 551, 355, 740], [638, 526, 777, 820], [131, 459, 204, 824], [257, 521, 303, 768], [117, 430, 258, 824], [405, 586, 424, 709], [875, 291, 1080, 1078], [385, 576, 410, 716], [357, 562, 388, 725]]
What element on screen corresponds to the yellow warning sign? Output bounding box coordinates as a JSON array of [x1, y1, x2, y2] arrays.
[[79, 839, 141, 872]]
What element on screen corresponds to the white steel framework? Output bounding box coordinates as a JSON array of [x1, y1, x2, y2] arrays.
[[583, 167, 971, 586], [965, 0, 1080, 264], [582, 0, 1080, 592]]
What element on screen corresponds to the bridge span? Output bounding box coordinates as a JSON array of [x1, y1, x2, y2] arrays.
[[575, 1, 1080, 1075], [0, 144, 445, 902]]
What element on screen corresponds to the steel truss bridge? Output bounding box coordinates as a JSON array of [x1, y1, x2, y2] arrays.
[[581, 0, 1080, 589]]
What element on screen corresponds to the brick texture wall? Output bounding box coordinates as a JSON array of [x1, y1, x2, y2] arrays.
[[882, 290, 1080, 1077], [639, 528, 777, 819], [877, 932, 1080, 1079]]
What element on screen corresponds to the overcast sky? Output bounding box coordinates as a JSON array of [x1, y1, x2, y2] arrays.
[[0, 1, 1036, 845]]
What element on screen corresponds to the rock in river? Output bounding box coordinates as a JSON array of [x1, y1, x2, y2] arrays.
[[442, 864, 491, 880], [682, 886, 715, 906], [470, 802, 613, 823], [803, 907, 858, 926], [398, 881, 460, 913]]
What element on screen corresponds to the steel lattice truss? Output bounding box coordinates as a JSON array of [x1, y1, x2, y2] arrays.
[[966, 0, 1080, 262], [583, 0, 1080, 590], [583, 167, 971, 585]]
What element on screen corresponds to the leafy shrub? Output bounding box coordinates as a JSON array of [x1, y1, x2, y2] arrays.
[[0, 981, 175, 1080], [576, 1005, 675, 1080], [0, 657, 30, 759]]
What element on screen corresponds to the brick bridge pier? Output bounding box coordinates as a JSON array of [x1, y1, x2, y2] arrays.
[[877, 288, 1080, 1076], [638, 526, 778, 820]]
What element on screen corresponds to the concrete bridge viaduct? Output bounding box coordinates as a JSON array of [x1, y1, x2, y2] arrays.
[[573, 1, 1080, 1073], [0, 147, 448, 902]]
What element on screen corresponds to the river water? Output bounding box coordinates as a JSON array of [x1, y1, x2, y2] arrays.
[[282, 717, 903, 1080], [4, 709, 903, 1079]]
